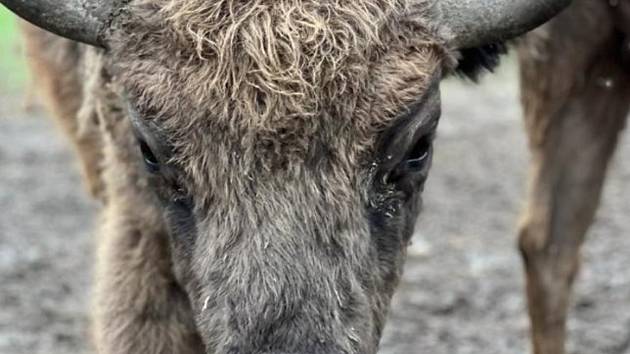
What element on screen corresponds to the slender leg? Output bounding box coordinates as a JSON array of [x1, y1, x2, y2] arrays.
[[517, 3, 630, 353], [20, 23, 105, 199]]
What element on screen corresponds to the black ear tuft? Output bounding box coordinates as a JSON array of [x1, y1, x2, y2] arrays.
[[455, 42, 508, 81]]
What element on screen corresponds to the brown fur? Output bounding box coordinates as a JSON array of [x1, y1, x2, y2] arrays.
[[24, 0, 630, 352], [21, 1, 454, 353], [20, 24, 105, 199], [108, 0, 446, 197], [517, 0, 630, 353]]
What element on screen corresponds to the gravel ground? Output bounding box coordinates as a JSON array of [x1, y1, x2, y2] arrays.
[[2, 59, 630, 354]]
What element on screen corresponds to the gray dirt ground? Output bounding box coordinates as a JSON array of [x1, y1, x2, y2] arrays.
[[2, 59, 630, 354]]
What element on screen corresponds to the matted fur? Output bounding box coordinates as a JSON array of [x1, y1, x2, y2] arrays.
[[108, 0, 447, 197], [23, 1, 459, 353], [98, 2, 452, 352]]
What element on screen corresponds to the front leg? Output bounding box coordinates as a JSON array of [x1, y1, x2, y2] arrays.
[[517, 2, 630, 352]]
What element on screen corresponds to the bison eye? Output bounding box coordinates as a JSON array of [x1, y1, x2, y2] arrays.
[[404, 134, 431, 171], [139, 139, 160, 173], [385, 133, 433, 185]]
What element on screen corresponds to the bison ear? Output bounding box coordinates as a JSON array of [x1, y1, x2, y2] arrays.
[[0, 0, 114, 47], [425, 0, 572, 49]]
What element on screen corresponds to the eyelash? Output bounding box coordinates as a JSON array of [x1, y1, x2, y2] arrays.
[[139, 139, 160, 173], [384, 133, 433, 186], [136, 136, 191, 200], [404, 134, 432, 170]]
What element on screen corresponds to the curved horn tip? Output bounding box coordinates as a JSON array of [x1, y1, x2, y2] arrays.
[[439, 0, 573, 49], [0, 0, 114, 47]]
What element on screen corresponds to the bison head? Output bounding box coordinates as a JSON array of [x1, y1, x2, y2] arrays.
[[3, 0, 570, 353]]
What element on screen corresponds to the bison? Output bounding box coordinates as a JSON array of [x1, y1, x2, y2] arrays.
[[517, 1, 630, 353], [2, 0, 571, 353]]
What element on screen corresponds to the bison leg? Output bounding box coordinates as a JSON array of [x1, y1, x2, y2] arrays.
[[517, 3, 630, 353], [20, 23, 105, 199]]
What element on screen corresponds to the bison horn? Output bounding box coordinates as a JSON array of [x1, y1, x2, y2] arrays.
[[2, 0, 572, 49], [437, 0, 573, 48], [0, 0, 113, 47]]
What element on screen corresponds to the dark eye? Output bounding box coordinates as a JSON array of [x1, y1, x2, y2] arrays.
[[385, 134, 432, 185], [139, 139, 160, 173], [404, 134, 431, 171]]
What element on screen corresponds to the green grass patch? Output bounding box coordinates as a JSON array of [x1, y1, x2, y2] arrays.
[[0, 7, 28, 93]]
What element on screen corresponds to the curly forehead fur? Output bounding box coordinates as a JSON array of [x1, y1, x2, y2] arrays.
[[109, 0, 448, 185], [84, 1, 453, 350]]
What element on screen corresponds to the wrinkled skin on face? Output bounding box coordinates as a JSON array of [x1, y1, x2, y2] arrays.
[[104, 0, 449, 353]]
